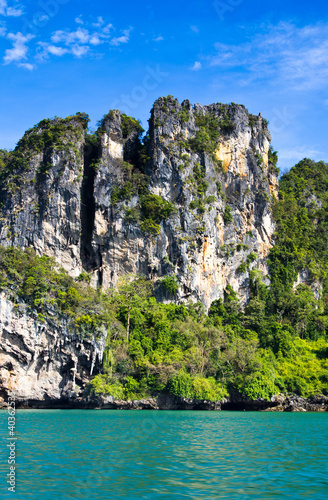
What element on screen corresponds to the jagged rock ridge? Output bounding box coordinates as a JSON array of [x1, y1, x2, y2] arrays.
[[0, 97, 279, 309]]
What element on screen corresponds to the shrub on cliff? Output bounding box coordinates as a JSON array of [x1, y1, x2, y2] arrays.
[[160, 275, 179, 294], [139, 194, 175, 235], [223, 205, 233, 225]]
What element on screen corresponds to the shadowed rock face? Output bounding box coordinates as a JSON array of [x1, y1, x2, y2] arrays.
[[0, 98, 279, 309]]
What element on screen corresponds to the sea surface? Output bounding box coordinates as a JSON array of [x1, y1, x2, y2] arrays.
[[0, 410, 327, 499]]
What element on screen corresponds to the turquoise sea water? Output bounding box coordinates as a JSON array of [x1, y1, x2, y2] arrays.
[[0, 410, 327, 499]]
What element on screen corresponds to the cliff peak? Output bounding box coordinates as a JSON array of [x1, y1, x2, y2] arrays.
[[0, 97, 279, 308]]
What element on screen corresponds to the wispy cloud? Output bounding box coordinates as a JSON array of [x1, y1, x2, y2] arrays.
[[0, 1, 24, 17], [36, 37, 91, 61], [46, 45, 68, 56], [89, 34, 102, 46], [4, 32, 34, 65], [102, 23, 113, 34], [36, 42, 68, 60], [18, 62, 34, 70], [279, 146, 323, 161], [6, 6, 23, 17], [2, 16, 132, 68], [210, 22, 328, 91], [153, 35, 164, 42], [191, 61, 202, 71], [110, 28, 131, 46], [71, 45, 89, 58], [92, 17, 104, 28], [49, 22, 127, 52], [190, 25, 199, 34], [42, 22, 127, 56], [51, 28, 91, 45]]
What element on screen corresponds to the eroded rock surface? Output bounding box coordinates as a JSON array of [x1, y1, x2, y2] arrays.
[[0, 117, 85, 277], [90, 98, 278, 307], [0, 98, 279, 308], [0, 293, 104, 406]]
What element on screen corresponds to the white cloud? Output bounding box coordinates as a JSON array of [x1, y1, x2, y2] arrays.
[[279, 147, 322, 161], [6, 6, 23, 17], [191, 61, 202, 71], [36, 41, 84, 61], [47, 45, 68, 56], [92, 17, 104, 28], [154, 36, 164, 42], [71, 44, 89, 57], [110, 29, 131, 46], [50, 23, 121, 52], [0, 0, 6, 15], [89, 35, 102, 46], [0, 1, 24, 17], [210, 22, 328, 91], [46, 22, 118, 58], [4, 32, 34, 64], [52, 28, 90, 45], [18, 62, 34, 70], [1, 15, 132, 68], [103, 23, 113, 34], [191, 25, 199, 34], [50, 30, 64, 43]]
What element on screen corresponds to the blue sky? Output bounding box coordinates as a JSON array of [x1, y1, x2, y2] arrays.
[[0, 0, 327, 172]]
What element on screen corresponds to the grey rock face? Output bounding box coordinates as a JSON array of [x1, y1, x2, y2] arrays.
[[0, 293, 104, 404], [90, 97, 278, 307], [0, 98, 279, 309], [0, 117, 85, 277]]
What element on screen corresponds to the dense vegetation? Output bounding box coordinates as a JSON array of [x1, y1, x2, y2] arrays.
[[268, 159, 328, 339], [0, 246, 111, 335]]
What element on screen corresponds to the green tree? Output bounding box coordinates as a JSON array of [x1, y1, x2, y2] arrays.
[[111, 274, 153, 341]]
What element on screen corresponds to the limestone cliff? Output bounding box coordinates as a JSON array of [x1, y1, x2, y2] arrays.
[[0, 98, 279, 308], [90, 97, 278, 306], [0, 292, 104, 406], [0, 116, 85, 277]]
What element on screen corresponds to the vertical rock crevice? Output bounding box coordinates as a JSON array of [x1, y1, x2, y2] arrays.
[[80, 135, 101, 272]]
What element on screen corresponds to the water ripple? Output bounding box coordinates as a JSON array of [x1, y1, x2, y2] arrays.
[[0, 410, 327, 499]]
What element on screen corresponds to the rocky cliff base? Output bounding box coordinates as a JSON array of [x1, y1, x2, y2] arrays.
[[1, 393, 327, 412], [0, 293, 104, 404]]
